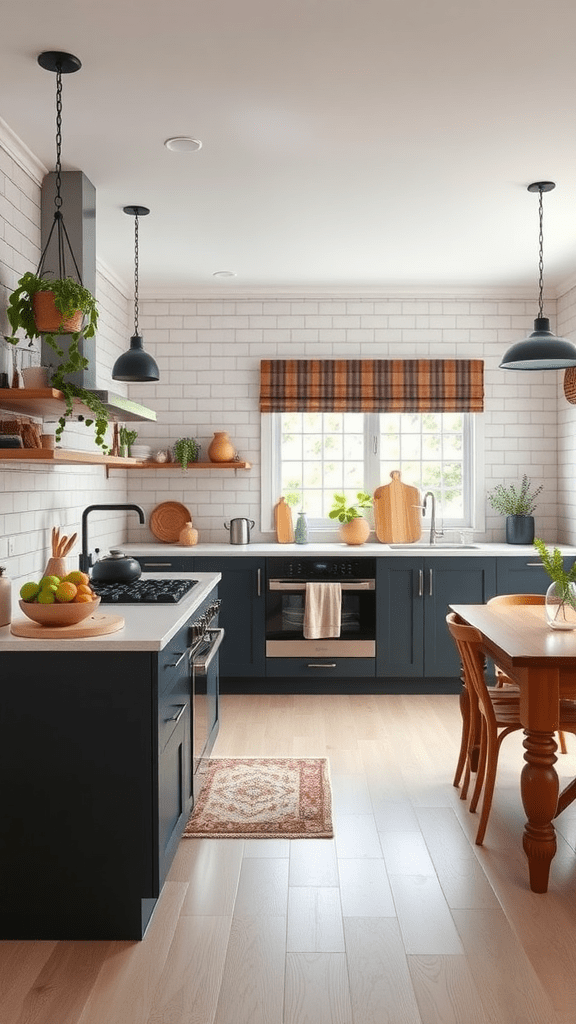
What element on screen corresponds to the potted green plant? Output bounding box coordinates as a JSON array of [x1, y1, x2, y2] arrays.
[[486, 474, 543, 545], [329, 491, 372, 545], [534, 538, 576, 629], [173, 437, 200, 471], [119, 426, 137, 458], [4, 271, 109, 452]]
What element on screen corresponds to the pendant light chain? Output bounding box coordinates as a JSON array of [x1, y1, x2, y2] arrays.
[[36, 51, 83, 284], [54, 63, 63, 210], [537, 185, 545, 320], [133, 211, 140, 335]]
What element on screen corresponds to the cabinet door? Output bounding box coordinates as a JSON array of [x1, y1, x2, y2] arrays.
[[376, 559, 425, 676], [424, 557, 496, 676], [496, 556, 562, 597], [193, 558, 266, 677], [158, 700, 191, 888]]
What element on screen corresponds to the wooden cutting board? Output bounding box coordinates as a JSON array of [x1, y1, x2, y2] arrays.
[[10, 613, 125, 639], [373, 471, 422, 543], [274, 496, 295, 543]]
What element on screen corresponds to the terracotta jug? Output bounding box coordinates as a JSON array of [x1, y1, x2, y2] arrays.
[[179, 521, 199, 546], [208, 431, 235, 462]]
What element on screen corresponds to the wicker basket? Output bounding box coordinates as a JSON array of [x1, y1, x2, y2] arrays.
[[564, 368, 576, 405]]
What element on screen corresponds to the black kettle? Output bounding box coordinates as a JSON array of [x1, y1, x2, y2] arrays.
[[90, 548, 142, 583]]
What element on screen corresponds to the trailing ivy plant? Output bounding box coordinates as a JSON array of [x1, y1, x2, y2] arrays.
[[4, 271, 109, 452]]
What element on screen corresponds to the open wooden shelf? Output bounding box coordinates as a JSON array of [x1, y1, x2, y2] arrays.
[[109, 460, 252, 471], [0, 449, 251, 471], [0, 387, 155, 422]]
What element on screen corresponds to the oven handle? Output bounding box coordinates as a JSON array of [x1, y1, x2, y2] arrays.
[[268, 580, 375, 591], [192, 627, 225, 674]]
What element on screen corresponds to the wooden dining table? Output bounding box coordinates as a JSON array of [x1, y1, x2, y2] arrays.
[[450, 601, 576, 893]]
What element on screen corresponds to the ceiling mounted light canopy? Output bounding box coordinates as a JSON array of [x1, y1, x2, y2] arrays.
[[36, 51, 83, 282], [500, 182, 576, 371], [112, 206, 160, 382]]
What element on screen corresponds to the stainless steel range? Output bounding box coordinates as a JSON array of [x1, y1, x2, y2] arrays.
[[91, 578, 198, 604]]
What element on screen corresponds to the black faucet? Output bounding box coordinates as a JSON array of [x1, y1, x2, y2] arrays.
[[80, 504, 145, 573]]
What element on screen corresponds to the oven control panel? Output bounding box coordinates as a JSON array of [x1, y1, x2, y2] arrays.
[[267, 558, 375, 580]]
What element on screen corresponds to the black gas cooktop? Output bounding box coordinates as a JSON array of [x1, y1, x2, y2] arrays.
[[91, 578, 198, 604]]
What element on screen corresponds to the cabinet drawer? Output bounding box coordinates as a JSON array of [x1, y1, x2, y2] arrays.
[[159, 671, 190, 753], [266, 656, 375, 678], [136, 556, 192, 572], [157, 622, 190, 695]]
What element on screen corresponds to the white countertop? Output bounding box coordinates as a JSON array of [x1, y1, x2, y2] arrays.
[[124, 541, 576, 558], [0, 572, 220, 653]]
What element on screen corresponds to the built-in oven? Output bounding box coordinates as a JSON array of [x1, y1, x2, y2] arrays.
[[266, 557, 376, 658]]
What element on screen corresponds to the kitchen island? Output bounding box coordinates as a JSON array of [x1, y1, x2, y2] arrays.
[[0, 571, 220, 940]]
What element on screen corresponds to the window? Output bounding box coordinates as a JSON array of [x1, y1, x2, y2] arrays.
[[262, 411, 477, 532]]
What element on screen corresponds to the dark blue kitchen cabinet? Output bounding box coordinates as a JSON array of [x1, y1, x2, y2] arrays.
[[377, 557, 496, 680], [193, 557, 266, 679], [496, 555, 574, 596]]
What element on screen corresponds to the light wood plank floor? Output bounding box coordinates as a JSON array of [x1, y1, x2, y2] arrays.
[[4, 693, 576, 1023]]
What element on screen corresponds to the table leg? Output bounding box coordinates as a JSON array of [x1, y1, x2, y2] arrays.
[[521, 729, 558, 893]]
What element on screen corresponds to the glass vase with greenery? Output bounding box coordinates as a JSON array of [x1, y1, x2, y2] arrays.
[[534, 538, 576, 629]]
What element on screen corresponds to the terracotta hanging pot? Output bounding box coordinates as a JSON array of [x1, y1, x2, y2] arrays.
[[33, 291, 83, 334], [208, 431, 236, 462], [339, 517, 371, 546]]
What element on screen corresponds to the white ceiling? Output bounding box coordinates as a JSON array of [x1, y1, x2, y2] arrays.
[[3, 0, 576, 296]]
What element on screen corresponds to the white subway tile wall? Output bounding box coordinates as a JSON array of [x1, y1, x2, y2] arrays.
[[2, 127, 576, 597]]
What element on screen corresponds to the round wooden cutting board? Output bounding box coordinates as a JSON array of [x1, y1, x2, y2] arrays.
[[10, 613, 125, 639], [150, 501, 192, 542]]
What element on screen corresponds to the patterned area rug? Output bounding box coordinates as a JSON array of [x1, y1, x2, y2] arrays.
[[183, 757, 333, 839]]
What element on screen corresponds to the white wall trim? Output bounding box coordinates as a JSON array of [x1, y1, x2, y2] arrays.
[[0, 117, 47, 184]]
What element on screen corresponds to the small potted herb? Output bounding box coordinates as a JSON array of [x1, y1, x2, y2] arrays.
[[486, 474, 543, 545], [119, 426, 137, 458], [173, 437, 199, 471], [329, 491, 372, 545], [534, 538, 576, 629], [4, 271, 109, 452]]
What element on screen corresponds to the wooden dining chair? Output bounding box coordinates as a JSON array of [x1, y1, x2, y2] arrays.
[[487, 594, 569, 754], [446, 612, 576, 845]]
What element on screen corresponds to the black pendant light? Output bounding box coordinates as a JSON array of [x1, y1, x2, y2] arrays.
[[36, 51, 83, 282], [112, 206, 160, 382], [500, 182, 576, 370]]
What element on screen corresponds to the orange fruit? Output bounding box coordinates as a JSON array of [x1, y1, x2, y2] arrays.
[[76, 584, 93, 596], [64, 571, 90, 586], [55, 581, 77, 603], [74, 593, 93, 603]]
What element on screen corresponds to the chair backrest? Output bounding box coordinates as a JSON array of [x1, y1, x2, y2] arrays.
[[446, 612, 496, 726], [487, 593, 545, 606]]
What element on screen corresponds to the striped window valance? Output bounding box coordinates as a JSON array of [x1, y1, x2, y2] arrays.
[[260, 359, 484, 413]]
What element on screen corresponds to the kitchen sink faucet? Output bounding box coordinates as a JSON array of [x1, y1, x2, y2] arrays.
[[80, 504, 145, 573], [420, 491, 443, 546]]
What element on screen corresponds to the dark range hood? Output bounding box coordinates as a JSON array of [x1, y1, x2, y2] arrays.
[[40, 171, 156, 424]]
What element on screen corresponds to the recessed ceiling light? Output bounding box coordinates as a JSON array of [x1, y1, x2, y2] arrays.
[[213, 270, 236, 278], [164, 137, 202, 153]]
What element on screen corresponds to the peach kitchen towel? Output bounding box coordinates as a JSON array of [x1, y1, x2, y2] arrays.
[[303, 582, 342, 639]]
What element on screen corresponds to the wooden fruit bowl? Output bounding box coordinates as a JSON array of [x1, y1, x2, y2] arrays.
[[19, 597, 101, 628]]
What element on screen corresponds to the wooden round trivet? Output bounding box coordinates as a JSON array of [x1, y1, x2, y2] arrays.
[[150, 501, 191, 542], [10, 614, 125, 639]]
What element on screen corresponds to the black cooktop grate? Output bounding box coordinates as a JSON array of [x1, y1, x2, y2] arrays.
[[92, 578, 198, 604]]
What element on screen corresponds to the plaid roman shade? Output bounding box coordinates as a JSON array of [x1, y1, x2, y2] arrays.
[[260, 359, 484, 413]]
